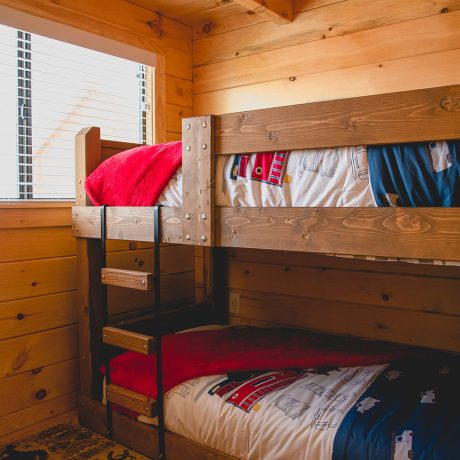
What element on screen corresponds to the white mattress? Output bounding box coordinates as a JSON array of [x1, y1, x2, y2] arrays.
[[158, 147, 375, 208], [138, 364, 387, 460]]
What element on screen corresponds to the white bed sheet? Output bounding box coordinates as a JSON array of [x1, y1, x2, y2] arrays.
[[158, 148, 375, 208]]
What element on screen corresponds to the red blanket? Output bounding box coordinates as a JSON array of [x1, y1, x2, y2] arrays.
[[85, 141, 182, 206], [102, 327, 410, 401]]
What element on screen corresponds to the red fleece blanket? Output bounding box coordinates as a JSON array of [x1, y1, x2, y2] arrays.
[[85, 141, 182, 206], [102, 327, 410, 401]]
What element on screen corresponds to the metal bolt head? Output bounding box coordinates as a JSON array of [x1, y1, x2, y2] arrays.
[[201, 214, 207, 220], [186, 124, 191, 130], [202, 144, 207, 150], [185, 213, 191, 220], [141, 280, 145, 284], [201, 235, 207, 242], [145, 406, 150, 411], [75, 226, 78, 231], [186, 234, 191, 241], [202, 121, 207, 128], [186, 145, 191, 151]]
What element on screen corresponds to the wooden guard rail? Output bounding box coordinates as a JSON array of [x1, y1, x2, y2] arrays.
[[106, 384, 156, 417], [102, 326, 156, 355], [101, 268, 154, 291]]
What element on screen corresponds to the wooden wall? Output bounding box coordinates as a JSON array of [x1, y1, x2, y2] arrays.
[[193, 0, 460, 114], [0, 0, 194, 444], [192, 0, 460, 351]]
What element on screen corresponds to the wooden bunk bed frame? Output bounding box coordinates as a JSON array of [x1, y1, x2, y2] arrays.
[[73, 85, 460, 459]]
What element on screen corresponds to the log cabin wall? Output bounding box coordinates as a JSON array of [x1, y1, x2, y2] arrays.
[[0, 0, 194, 443], [192, 0, 460, 351]]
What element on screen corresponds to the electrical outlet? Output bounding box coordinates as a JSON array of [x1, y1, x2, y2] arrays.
[[229, 293, 240, 313]]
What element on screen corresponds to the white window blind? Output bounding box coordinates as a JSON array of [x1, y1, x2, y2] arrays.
[[0, 24, 153, 200]]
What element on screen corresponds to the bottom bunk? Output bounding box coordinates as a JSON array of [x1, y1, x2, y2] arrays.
[[88, 326, 460, 460]]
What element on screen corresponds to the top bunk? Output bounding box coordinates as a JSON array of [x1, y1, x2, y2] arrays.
[[72, 85, 460, 262]]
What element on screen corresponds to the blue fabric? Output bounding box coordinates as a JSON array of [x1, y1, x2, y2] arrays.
[[368, 141, 460, 207], [333, 357, 460, 460]]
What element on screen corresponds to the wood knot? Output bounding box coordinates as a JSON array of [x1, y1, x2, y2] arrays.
[[345, 118, 357, 131], [241, 112, 248, 123], [439, 96, 460, 112], [36, 389, 47, 400], [202, 22, 214, 34], [381, 293, 390, 302], [267, 131, 277, 142], [147, 20, 164, 39]]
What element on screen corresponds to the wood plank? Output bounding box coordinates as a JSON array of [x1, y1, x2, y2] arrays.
[[213, 85, 460, 153], [155, 54, 167, 143], [0, 395, 77, 442], [166, 74, 193, 108], [75, 127, 101, 206], [73, 206, 184, 243], [167, 103, 193, 133], [106, 384, 156, 417], [0, 358, 78, 417], [102, 326, 156, 354], [232, 0, 292, 24], [229, 289, 460, 352], [0, 411, 77, 446], [101, 139, 141, 161], [0, 227, 75, 263], [182, 116, 214, 246], [227, 260, 460, 314], [193, 11, 460, 94], [0, 206, 71, 229], [166, 131, 182, 142], [109, 271, 194, 315], [165, 47, 193, 80], [217, 207, 460, 261], [107, 245, 194, 275], [0, 291, 78, 340], [0, 325, 78, 379], [194, 0, 460, 65], [102, 268, 154, 291], [194, 48, 460, 115], [0, 256, 77, 303], [79, 396, 238, 460], [226, 247, 460, 279]]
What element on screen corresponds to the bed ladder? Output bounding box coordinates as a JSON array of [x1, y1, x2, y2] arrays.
[[100, 205, 166, 460]]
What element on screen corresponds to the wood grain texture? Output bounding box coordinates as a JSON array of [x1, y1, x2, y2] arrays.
[[194, 0, 460, 65], [194, 49, 460, 115], [229, 289, 460, 352], [214, 85, 460, 153], [102, 326, 156, 354], [182, 115, 214, 246], [79, 396, 238, 460], [193, 11, 460, 94], [106, 384, 156, 417], [73, 206, 184, 243], [217, 207, 460, 261], [232, 0, 292, 23], [0, 325, 78, 379], [0, 206, 71, 229], [0, 358, 78, 417], [101, 268, 154, 291]]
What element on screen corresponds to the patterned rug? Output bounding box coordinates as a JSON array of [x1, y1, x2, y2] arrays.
[[0, 423, 148, 459]]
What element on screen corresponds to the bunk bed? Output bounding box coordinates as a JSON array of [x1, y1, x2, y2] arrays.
[[72, 85, 460, 460]]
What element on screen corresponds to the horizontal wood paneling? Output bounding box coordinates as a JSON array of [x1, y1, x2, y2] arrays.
[[0, 292, 78, 340], [194, 11, 460, 94], [0, 207, 72, 229], [0, 394, 78, 441], [0, 325, 79, 379], [0, 358, 78, 417]]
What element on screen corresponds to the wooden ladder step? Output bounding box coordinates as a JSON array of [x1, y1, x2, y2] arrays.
[[103, 326, 156, 355], [101, 268, 153, 291], [106, 383, 156, 417]]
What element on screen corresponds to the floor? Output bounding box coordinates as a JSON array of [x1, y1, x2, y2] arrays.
[[0, 423, 148, 459]]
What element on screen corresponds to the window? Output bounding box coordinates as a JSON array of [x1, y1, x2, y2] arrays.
[[0, 24, 153, 200]]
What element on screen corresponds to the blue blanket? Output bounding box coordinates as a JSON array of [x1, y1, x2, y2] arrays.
[[368, 141, 460, 207], [333, 357, 460, 459]]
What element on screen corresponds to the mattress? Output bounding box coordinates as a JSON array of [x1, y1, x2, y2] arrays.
[[139, 358, 459, 460]]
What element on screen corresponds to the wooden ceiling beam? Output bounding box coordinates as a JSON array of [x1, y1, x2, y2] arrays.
[[233, 0, 293, 24]]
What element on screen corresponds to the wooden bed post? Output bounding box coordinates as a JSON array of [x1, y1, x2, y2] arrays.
[[182, 116, 222, 315], [74, 127, 106, 400]]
